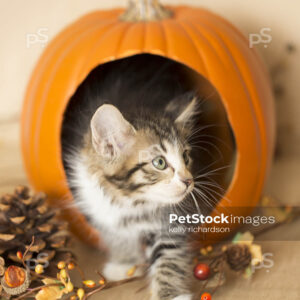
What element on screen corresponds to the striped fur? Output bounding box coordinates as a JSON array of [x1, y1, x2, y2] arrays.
[[65, 98, 199, 299]]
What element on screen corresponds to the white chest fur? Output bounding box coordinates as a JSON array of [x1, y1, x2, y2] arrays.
[[71, 156, 124, 228], [70, 156, 160, 238]]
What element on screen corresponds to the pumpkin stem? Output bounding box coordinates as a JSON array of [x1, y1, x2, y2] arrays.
[[120, 0, 173, 22]]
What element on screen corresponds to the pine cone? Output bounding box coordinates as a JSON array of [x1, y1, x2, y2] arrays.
[[225, 244, 252, 271], [0, 186, 72, 276]]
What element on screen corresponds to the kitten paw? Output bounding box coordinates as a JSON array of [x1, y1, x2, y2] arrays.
[[172, 294, 193, 300], [102, 262, 143, 281], [150, 293, 192, 300]]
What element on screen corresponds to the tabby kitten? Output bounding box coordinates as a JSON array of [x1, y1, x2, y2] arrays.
[[62, 55, 205, 300]]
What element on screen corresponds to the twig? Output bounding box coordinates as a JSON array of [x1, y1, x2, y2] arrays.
[[21, 236, 35, 269], [193, 257, 226, 300], [83, 284, 106, 300], [211, 259, 225, 295], [83, 275, 145, 300], [75, 263, 86, 281], [197, 250, 224, 261], [29, 270, 52, 280], [102, 275, 145, 290], [15, 283, 62, 300]]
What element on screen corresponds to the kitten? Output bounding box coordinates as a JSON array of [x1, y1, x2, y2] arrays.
[[62, 55, 211, 300]]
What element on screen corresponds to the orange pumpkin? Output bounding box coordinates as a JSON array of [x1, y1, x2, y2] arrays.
[[21, 1, 275, 247]]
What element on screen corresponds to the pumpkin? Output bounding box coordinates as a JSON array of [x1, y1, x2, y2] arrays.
[[21, 0, 275, 247]]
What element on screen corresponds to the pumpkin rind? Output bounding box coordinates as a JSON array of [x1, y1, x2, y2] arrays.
[[21, 6, 275, 247]]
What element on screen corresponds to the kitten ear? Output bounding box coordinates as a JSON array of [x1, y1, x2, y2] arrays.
[[90, 104, 136, 160], [165, 93, 199, 126]]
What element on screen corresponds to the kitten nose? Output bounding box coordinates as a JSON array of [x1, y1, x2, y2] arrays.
[[182, 178, 193, 188]]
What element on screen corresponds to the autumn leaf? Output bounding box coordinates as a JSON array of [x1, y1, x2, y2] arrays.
[[35, 279, 67, 300]]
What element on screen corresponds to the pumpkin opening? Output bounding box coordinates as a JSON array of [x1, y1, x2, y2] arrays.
[[61, 54, 236, 214]]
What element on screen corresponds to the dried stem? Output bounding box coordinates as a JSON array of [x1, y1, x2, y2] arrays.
[[211, 259, 225, 295], [15, 283, 63, 300], [75, 263, 86, 281], [21, 236, 35, 269], [120, 0, 172, 22], [103, 274, 145, 289], [83, 275, 145, 300]]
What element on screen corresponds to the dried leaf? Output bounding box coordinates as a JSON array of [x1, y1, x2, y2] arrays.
[[38, 224, 53, 233], [57, 222, 68, 231], [0, 203, 10, 212], [22, 198, 33, 205], [31, 192, 46, 208], [24, 220, 34, 230], [232, 231, 254, 246], [36, 250, 56, 263], [37, 205, 48, 214], [26, 239, 46, 252], [205, 271, 226, 288], [49, 230, 69, 239], [243, 265, 253, 278], [250, 244, 263, 265], [1, 194, 14, 204], [127, 266, 137, 277], [0, 264, 4, 276], [51, 237, 66, 248], [35, 279, 67, 300], [8, 252, 32, 263], [10, 216, 26, 224], [0, 234, 15, 241], [14, 186, 30, 199], [83, 280, 96, 288]]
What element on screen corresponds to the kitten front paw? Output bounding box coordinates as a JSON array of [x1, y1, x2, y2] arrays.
[[103, 262, 131, 281], [150, 294, 192, 300], [172, 294, 193, 300], [103, 262, 143, 281]]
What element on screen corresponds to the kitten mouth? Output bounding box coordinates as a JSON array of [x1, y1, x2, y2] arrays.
[[186, 184, 194, 194], [177, 188, 192, 199], [180, 185, 194, 199]]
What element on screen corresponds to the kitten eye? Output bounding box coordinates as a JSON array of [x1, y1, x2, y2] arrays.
[[183, 150, 189, 165], [152, 156, 167, 170]]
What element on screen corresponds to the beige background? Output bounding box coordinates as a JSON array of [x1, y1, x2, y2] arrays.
[[0, 1, 299, 299]]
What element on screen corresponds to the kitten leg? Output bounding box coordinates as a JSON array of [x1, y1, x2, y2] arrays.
[[103, 261, 144, 281], [103, 235, 145, 281], [172, 295, 192, 300], [148, 235, 193, 300]]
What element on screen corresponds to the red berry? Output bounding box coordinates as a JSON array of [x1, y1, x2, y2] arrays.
[[201, 292, 212, 300], [193, 263, 210, 280]]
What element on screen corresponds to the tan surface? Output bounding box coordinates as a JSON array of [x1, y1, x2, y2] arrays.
[[0, 1, 299, 299]]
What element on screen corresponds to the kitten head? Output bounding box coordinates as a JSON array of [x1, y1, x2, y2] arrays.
[[86, 95, 198, 206]]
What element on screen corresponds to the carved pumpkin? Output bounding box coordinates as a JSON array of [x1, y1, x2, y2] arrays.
[[21, 0, 275, 247]]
